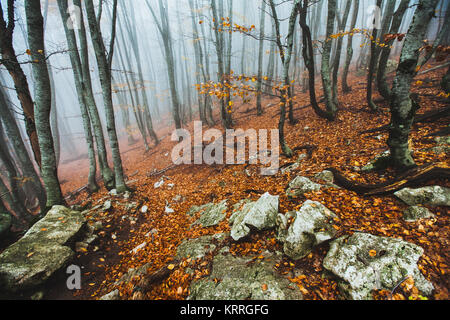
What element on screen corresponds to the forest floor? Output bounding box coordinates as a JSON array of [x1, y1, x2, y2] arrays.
[[46, 62, 449, 300]]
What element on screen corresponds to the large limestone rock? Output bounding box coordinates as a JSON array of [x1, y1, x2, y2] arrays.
[[283, 201, 338, 260], [191, 200, 228, 227], [176, 233, 227, 260], [394, 186, 450, 207], [188, 252, 302, 300], [0, 212, 12, 238], [286, 176, 322, 197], [0, 206, 86, 292], [323, 232, 434, 300], [229, 193, 278, 241]]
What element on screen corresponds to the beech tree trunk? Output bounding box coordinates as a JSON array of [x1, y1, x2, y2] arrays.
[[25, 0, 64, 208], [388, 0, 440, 170]]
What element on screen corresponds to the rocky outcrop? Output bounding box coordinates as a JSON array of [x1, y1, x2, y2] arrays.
[[286, 176, 322, 197], [323, 232, 434, 300], [229, 193, 278, 241], [0, 206, 86, 293], [282, 201, 338, 260], [188, 252, 302, 300], [394, 186, 450, 207]]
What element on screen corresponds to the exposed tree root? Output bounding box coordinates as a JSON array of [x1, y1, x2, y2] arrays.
[[327, 162, 450, 196], [132, 259, 181, 299]]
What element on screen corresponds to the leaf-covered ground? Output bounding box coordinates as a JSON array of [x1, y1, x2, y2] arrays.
[[47, 62, 449, 300]]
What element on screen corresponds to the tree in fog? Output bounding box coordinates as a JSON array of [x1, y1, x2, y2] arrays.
[[147, 0, 183, 130], [85, 0, 128, 193]]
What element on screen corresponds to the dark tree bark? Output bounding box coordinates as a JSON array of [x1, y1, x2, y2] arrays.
[[0, 0, 41, 167], [0, 83, 46, 211], [299, 0, 335, 121]]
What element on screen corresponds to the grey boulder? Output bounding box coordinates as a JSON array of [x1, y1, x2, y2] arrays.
[[283, 200, 338, 260], [0, 206, 86, 292], [286, 176, 322, 197], [323, 232, 434, 300], [229, 193, 278, 241], [394, 186, 450, 207]]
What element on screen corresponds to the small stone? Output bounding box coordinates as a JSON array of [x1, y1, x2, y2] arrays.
[[141, 205, 148, 213]]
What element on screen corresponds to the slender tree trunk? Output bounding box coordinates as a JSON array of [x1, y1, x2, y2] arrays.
[[269, 0, 300, 157], [25, 0, 64, 208], [321, 0, 338, 118], [74, 0, 115, 190], [342, 0, 360, 93], [147, 0, 182, 130], [0, 1, 41, 167], [299, 0, 335, 121], [57, 0, 99, 192], [367, 0, 383, 112], [0, 121, 32, 223], [256, 0, 267, 116], [0, 85, 46, 211], [388, 0, 439, 170], [211, 0, 232, 128], [85, 0, 127, 193], [331, 0, 352, 106]]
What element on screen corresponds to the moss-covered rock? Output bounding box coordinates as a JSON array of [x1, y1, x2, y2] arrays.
[[188, 252, 302, 300], [191, 200, 228, 228], [176, 233, 227, 260], [0, 206, 86, 293]]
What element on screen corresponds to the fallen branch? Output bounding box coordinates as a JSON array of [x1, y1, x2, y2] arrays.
[[417, 61, 450, 76], [147, 164, 177, 177]]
